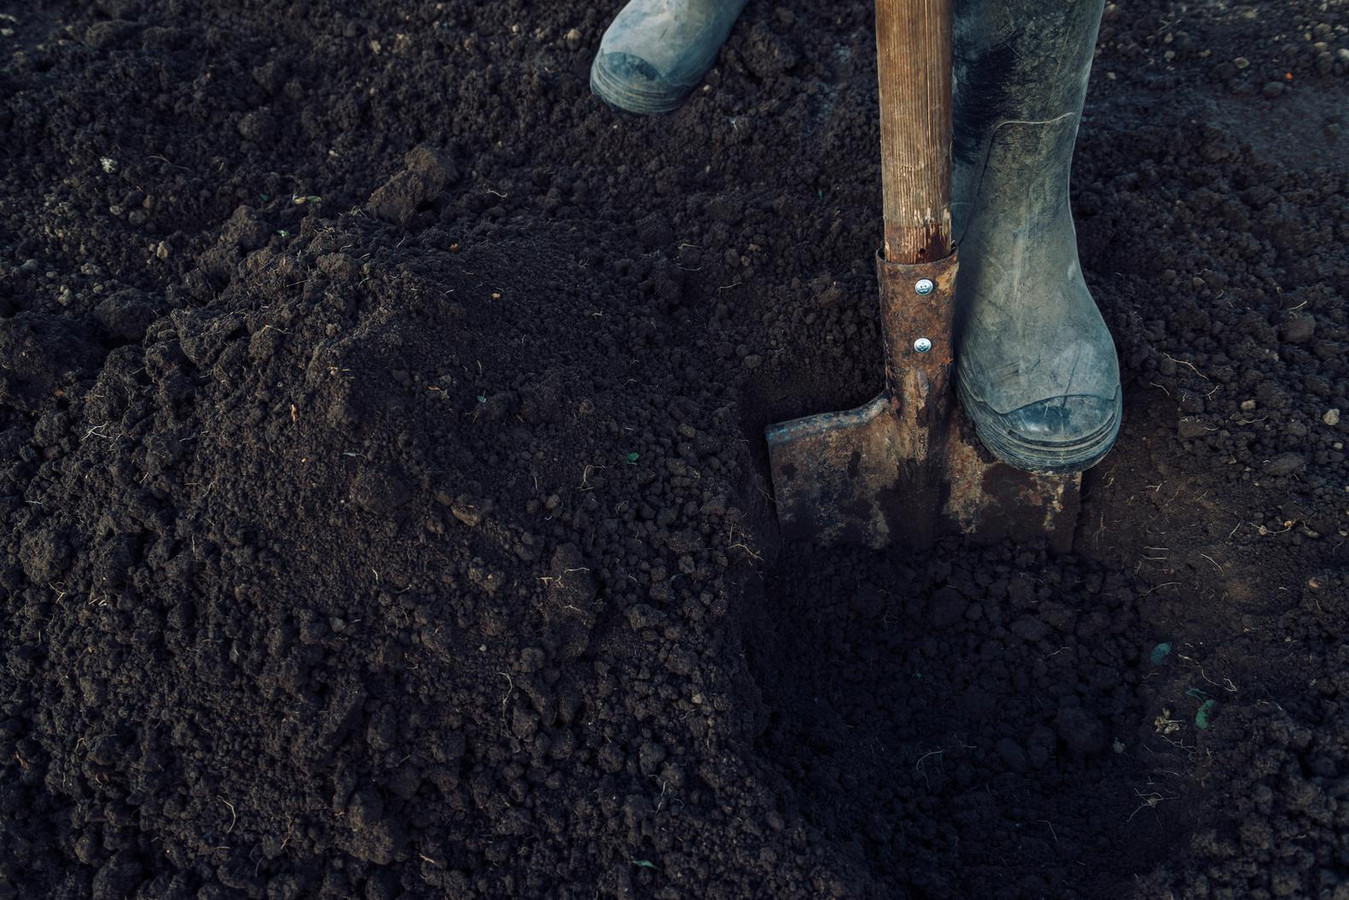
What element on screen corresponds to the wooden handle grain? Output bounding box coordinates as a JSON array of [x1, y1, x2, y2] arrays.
[[875, 0, 954, 264]]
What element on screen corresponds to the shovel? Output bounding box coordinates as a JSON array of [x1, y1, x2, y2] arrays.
[[765, 0, 1080, 551]]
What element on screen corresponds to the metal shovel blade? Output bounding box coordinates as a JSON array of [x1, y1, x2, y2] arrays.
[[765, 251, 1082, 552], [766, 392, 1083, 553]]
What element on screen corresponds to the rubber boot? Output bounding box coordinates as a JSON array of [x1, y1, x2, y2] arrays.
[[591, 0, 749, 115], [952, 0, 1121, 474]]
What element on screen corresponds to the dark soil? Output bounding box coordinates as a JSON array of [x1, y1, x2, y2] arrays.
[[2, 1, 1347, 898]]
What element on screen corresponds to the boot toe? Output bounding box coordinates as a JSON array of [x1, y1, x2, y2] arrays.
[[963, 390, 1121, 475], [590, 51, 691, 115]]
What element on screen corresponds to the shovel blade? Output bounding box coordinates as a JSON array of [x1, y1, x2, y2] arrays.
[[766, 399, 1081, 552], [766, 394, 943, 549]]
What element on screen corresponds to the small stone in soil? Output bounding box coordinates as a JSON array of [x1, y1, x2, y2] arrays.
[[1263, 453, 1306, 476]]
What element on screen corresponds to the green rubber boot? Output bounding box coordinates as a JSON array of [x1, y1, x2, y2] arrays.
[[591, 0, 749, 115], [952, 0, 1122, 474]]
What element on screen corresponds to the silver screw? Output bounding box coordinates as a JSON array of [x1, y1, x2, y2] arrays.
[[914, 278, 935, 295], [913, 337, 932, 353]]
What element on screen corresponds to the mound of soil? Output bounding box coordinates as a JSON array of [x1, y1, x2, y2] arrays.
[[1, 0, 1346, 898]]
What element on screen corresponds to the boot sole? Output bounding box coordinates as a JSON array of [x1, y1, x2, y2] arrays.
[[959, 385, 1122, 476], [590, 53, 692, 116]]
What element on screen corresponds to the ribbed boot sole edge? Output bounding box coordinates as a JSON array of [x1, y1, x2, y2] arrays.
[[958, 386, 1123, 476], [590, 55, 689, 115]]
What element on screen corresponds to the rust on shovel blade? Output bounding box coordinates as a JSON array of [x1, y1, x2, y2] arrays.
[[766, 394, 912, 549], [767, 394, 1081, 551], [943, 415, 1081, 553]]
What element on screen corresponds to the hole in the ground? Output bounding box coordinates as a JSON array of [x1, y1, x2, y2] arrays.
[[744, 540, 1193, 897]]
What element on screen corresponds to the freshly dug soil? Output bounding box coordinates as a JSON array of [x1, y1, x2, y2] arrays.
[[2, 1, 1347, 898]]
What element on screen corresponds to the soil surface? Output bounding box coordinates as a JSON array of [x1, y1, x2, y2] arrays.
[[2, 1, 1347, 898]]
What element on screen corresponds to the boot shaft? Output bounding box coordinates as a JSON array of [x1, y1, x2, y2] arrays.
[[948, 0, 1121, 475], [952, 0, 1105, 238]]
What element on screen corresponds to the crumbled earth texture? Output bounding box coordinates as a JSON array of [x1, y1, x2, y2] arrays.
[[1, 0, 1347, 898]]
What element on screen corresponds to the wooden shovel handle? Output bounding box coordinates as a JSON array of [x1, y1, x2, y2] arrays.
[[875, 0, 954, 264]]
